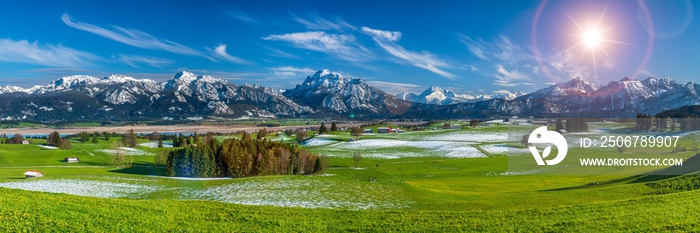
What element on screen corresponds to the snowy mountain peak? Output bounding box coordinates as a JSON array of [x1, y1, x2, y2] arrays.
[[173, 71, 199, 83], [620, 76, 634, 82], [102, 74, 154, 84], [557, 77, 600, 93], [301, 69, 353, 89]]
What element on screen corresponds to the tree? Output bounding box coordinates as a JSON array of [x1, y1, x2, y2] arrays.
[[103, 132, 111, 141], [353, 152, 362, 168], [330, 122, 338, 132], [314, 155, 329, 174], [470, 119, 479, 128], [149, 131, 162, 141], [91, 133, 98, 143], [80, 132, 89, 143], [319, 123, 328, 134], [555, 119, 564, 131], [617, 145, 626, 153], [48, 131, 62, 146], [154, 151, 168, 166], [443, 122, 451, 129], [122, 129, 138, 147], [10, 134, 23, 144], [296, 131, 308, 143], [158, 139, 164, 148], [174, 133, 184, 147], [110, 140, 131, 167], [59, 139, 72, 150], [193, 132, 201, 144], [257, 128, 268, 140], [242, 131, 252, 141], [351, 127, 363, 140]]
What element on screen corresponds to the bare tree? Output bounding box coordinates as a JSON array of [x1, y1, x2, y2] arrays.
[[353, 152, 362, 168], [110, 140, 126, 167], [351, 127, 363, 140]]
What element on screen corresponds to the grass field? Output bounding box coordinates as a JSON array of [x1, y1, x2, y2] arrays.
[[1, 122, 700, 231]]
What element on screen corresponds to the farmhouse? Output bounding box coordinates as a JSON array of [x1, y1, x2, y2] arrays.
[[65, 157, 79, 163], [377, 127, 392, 133], [20, 140, 29, 145], [24, 170, 43, 178]]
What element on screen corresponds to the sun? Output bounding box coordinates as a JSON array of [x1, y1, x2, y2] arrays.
[[561, 3, 628, 75], [582, 28, 602, 48]]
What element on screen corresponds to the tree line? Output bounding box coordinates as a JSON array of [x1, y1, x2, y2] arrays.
[[166, 136, 328, 178], [555, 118, 589, 133]]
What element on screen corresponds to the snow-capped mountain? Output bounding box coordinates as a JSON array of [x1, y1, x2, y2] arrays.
[[0, 71, 312, 121], [2, 70, 700, 121], [284, 69, 412, 116], [397, 86, 526, 105]]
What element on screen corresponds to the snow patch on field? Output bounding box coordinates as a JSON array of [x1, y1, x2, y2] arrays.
[[37, 145, 58, 150], [331, 139, 485, 158], [181, 177, 408, 210], [482, 144, 530, 155], [0, 179, 158, 198], [302, 138, 337, 146], [425, 132, 508, 142], [139, 141, 173, 148], [96, 147, 154, 156]]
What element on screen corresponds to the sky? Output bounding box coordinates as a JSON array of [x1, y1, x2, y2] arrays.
[[0, 0, 697, 95]]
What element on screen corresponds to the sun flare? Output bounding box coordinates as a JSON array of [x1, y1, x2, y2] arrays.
[[582, 28, 602, 48], [561, 3, 627, 75]]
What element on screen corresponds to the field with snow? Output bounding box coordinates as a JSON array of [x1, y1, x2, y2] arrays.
[[1, 121, 700, 231]]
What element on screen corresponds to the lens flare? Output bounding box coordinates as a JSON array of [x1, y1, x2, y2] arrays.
[[582, 28, 602, 48], [561, 2, 629, 76]]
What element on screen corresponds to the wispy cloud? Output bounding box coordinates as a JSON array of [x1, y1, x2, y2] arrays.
[[366, 80, 424, 95], [225, 7, 256, 23], [113, 54, 172, 68], [262, 31, 373, 62], [62, 13, 206, 57], [0, 38, 97, 67], [207, 44, 249, 64], [292, 13, 356, 31], [362, 27, 456, 79], [494, 64, 531, 87], [460, 34, 592, 86], [269, 66, 316, 77]]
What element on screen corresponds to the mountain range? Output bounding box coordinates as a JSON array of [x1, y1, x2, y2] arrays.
[[396, 86, 526, 105], [0, 69, 698, 122]]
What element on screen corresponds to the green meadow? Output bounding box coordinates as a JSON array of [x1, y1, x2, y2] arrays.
[[0, 122, 699, 231]]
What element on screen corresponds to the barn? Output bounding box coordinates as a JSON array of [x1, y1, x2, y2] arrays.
[[24, 170, 44, 178], [377, 127, 392, 133], [65, 157, 79, 163]]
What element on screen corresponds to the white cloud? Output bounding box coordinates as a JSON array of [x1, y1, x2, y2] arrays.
[[362, 27, 456, 80], [113, 54, 172, 68], [207, 44, 249, 64], [292, 13, 356, 31], [494, 65, 531, 87], [62, 14, 206, 57], [262, 31, 373, 62], [366, 80, 424, 95], [0, 39, 97, 67], [269, 66, 316, 77], [361, 27, 401, 42], [493, 89, 514, 94]]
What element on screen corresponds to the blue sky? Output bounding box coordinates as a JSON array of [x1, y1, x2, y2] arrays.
[[0, 0, 697, 95]]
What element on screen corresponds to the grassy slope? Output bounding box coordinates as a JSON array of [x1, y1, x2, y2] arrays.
[[0, 187, 699, 232]]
